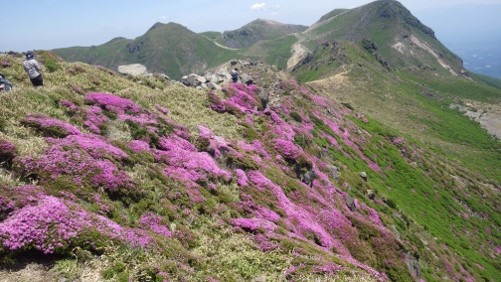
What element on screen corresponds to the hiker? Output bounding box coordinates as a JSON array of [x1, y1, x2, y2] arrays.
[[0, 73, 13, 92], [23, 51, 43, 87], [230, 68, 239, 83]]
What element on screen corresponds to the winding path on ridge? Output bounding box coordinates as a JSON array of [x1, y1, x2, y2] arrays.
[[287, 10, 350, 70], [200, 35, 240, 51]]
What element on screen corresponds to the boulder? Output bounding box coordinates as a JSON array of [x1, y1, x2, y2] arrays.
[[181, 74, 205, 87], [344, 194, 356, 211], [240, 73, 254, 85], [205, 73, 217, 83], [117, 63, 148, 76], [405, 253, 421, 279], [367, 189, 375, 200], [217, 70, 231, 81], [327, 165, 340, 180], [359, 171, 368, 181], [206, 82, 221, 90]]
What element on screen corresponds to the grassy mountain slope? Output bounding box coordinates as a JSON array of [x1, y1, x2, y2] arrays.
[[290, 0, 501, 185], [54, 23, 237, 80], [215, 19, 307, 49], [298, 0, 464, 75], [244, 34, 299, 70], [0, 50, 499, 281]]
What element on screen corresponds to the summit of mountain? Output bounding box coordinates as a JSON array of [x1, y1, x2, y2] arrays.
[[53, 22, 236, 80]]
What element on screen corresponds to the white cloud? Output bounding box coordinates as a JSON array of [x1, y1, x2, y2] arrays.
[[251, 2, 267, 10]]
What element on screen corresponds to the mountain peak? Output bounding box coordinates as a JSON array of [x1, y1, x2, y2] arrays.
[[251, 18, 285, 26], [370, 0, 435, 37]]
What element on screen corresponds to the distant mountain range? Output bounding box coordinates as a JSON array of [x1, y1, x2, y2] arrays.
[[53, 0, 464, 80]]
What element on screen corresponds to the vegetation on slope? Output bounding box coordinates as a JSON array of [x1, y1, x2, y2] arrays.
[[0, 52, 499, 282], [215, 19, 307, 49], [54, 23, 237, 80]]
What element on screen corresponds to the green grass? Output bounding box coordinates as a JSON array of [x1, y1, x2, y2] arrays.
[[245, 35, 298, 69]]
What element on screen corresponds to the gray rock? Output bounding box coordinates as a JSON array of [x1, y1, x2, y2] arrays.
[[206, 82, 221, 90], [367, 189, 375, 200], [205, 73, 217, 83], [117, 63, 148, 76], [359, 171, 368, 181], [240, 73, 254, 85], [251, 276, 266, 282], [300, 170, 316, 187], [181, 74, 203, 87], [344, 194, 356, 211], [405, 253, 421, 279], [328, 165, 340, 180], [217, 70, 231, 81]]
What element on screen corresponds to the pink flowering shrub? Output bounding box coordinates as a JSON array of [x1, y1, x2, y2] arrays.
[[159, 135, 196, 152], [231, 218, 277, 233], [16, 136, 131, 192], [273, 139, 303, 160], [158, 117, 191, 140], [0, 195, 157, 255], [226, 84, 261, 111], [22, 115, 82, 137], [0, 139, 16, 163], [139, 212, 172, 238], [85, 92, 141, 115], [264, 109, 295, 141], [0, 185, 43, 220], [47, 134, 128, 160], [155, 104, 169, 115], [118, 113, 157, 126], [159, 149, 231, 186], [127, 140, 151, 153], [84, 106, 109, 134], [235, 169, 249, 187], [208, 92, 226, 113], [60, 100, 79, 113], [0, 196, 93, 254]]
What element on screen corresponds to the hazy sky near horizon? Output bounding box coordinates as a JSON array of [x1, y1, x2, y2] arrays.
[[1, 0, 501, 51]]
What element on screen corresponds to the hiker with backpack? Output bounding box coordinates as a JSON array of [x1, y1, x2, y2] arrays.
[[0, 73, 13, 92], [230, 68, 239, 83], [23, 51, 43, 87]]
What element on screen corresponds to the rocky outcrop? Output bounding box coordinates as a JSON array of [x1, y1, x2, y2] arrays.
[[117, 63, 149, 76], [181, 60, 256, 90]]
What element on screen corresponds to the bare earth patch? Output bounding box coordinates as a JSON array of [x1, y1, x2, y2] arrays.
[[0, 264, 60, 282], [450, 101, 501, 139]]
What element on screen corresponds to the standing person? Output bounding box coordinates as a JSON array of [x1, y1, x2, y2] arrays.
[[230, 68, 239, 83], [23, 51, 43, 87]]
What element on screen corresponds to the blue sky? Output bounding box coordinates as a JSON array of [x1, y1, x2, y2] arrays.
[[1, 0, 501, 51]]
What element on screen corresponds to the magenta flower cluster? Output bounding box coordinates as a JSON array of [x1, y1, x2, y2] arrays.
[[127, 140, 151, 153], [231, 218, 277, 233], [0, 196, 91, 254], [209, 84, 261, 115], [48, 134, 128, 160], [22, 115, 82, 137], [84, 106, 109, 134], [60, 100, 79, 112], [139, 212, 172, 238], [0, 194, 159, 253], [0, 139, 16, 160], [85, 92, 141, 114], [226, 84, 261, 112], [273, 138, 302, 160], [17, 134, 130, 192]]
